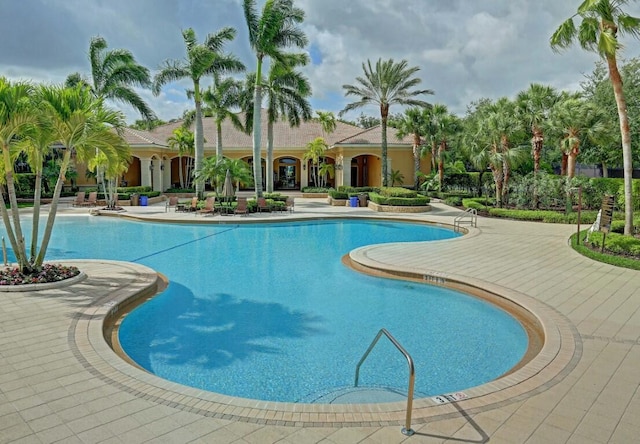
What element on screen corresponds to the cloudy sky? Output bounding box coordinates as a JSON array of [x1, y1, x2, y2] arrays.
[[3, 0, 640, 124]]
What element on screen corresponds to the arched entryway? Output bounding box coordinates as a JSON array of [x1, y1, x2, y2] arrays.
[[350, 154, 379, 187], [275, 157, 300, 190]]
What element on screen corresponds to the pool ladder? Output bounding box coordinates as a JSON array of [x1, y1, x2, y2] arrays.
[[453, 208, 477, 232], [355, 328, 415, 436]]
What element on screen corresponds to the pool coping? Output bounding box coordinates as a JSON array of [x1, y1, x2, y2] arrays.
[[67, 230, 581, 428]]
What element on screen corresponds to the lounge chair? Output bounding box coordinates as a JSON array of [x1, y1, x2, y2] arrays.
[[234, 197, 249, 216], [71, 191, 86, 207], [197, 197, 216, 216], [166, 196, 179, 212], [285, 197, 294, 213], [81, 191, 98, 207], [186, 196, 199, 212], [257, 197, 271, 212]]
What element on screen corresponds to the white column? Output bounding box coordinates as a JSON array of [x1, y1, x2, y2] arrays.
[[162, 159, 170, 191], [141, 158, 152, 188], [300, 160, 308, 189], [341, 155, 352, 188]]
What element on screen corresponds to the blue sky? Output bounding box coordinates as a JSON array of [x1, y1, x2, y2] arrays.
[[2, 0, 640, 124]]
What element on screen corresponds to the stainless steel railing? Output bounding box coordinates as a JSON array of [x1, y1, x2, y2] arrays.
[[354, 328, 415, 436]]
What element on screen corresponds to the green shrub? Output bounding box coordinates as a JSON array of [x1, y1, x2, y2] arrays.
[[264, 192, 287, 202], [588, 231, 640, 256], [165, 187, 195, 193], [462, 197, 494, 211], [369, 192, 429, 206], [337, 186, 379, 194], [444, 196, 463, 206], [379, 187, 417, 198], [329, 190, 348, 199], [301, 187, 332, 193]]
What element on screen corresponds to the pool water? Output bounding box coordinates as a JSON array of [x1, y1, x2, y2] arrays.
[[6, 216, 528, 402]]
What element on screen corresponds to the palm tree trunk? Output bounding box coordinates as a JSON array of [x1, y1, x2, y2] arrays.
[[380, 108, 389, 187], [532, 127, 544, 208], [178, 154, 184, 188], [560, 152, 568, 176], [193, 81, 204, 198], [607, 54, 634, 235], [438, 141, 445, 190], [1, 145, 28, 271], [412, 133, 420, 190], [30, 169, 43, 262], [602, 162, 608, 178], [266, 121, 274, 193], [252, 58, 264, 198], [216, 123, 223, 159], [35, 150, 71, 268]]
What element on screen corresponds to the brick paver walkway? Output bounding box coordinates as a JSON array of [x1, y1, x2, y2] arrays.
[[1, 198, 638, 443]]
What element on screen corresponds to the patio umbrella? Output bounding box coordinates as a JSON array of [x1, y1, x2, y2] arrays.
[[222, 169, 235, 199]]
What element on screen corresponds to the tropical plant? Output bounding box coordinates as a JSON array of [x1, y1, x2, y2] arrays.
[[551, 0, 640, 234], [243, 0, 308, 197], [431, 104, 461, 191], [153, 27, 244, 198], [316, 110, 337, 139], [66, 36, 156, 121], [1, 82, 129, 274], [201, 73, 245, 160], [243, 53, 312, 193], [341, 58, 433, 186], [167, 127, 195, 189], [516, 83, 559, 207], [389, 169, 404, 187], [318, 161, 335, 188], [393, 107, 431, 190], [303, 137, 327, 187], [87, 150, 129, 209]]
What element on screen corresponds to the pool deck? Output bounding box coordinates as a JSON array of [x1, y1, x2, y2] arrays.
[[1, 197, 639, 443]]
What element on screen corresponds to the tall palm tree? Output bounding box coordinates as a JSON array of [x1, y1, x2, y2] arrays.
[[551, 0, 640, 234], [244, 54, 312, 193], [394, 107, 431, 190], [516, 83, 559, 207], [153, 27, 244, 197], [243, 0, 308, 197], [341, 58, 433, 186], [303, 137, 327, 187], [66, 36, 156, 121]]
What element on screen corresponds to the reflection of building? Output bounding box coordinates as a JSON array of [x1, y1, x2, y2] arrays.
[[77, 112, 433, 191]]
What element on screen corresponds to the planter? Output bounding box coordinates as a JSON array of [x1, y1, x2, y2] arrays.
[[328, 197, 348, 206], [302, 192, 328, 198], [367, 201, 431, 213]]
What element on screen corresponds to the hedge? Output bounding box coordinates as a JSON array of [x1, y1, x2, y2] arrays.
[[369, 192, 430, 206]]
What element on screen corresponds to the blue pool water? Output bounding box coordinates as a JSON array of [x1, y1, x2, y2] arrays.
[[5, 216, 528, 402]]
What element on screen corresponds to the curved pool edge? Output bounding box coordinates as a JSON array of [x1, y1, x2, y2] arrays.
[[70, 255, 580, 428]]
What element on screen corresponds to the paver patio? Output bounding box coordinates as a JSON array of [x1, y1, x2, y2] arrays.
[[0, 198, 638, 443]]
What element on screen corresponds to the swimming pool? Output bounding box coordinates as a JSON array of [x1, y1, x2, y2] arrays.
[[8, 216, 528, 403]]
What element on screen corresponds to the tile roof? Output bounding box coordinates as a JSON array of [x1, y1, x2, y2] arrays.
[[127, 110, 411, 149]]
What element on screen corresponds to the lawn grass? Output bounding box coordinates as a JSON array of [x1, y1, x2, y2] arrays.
[[570, 230, 640, 271]]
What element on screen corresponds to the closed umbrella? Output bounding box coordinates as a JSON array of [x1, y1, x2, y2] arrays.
[[221, 169, 235, 214], [222, 169, 234, 198]]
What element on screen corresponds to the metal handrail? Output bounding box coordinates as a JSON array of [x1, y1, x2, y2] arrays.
[[453, 208, 477, 232], [354, 328, 415, 436]]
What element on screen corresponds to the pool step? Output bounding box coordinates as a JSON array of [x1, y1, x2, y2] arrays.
[[301, 386, 410, 404]]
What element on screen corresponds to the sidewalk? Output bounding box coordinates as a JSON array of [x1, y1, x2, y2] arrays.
[[1, 199, 638, 443]]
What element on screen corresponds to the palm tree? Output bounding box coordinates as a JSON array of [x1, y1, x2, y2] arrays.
[[202, 74, 245, 160], [516, 83, 559, 207], [250, 55, 312, 193], [316, 110, 337, 139], [551, 0, 640, 234], [35, 84, 129, 267], [153, 27, 244, 197], [243, 0, 308, 197], [0, 78, 37, 271], [548, 97, 610, 180], [432, 104, 461, 191], [303, 137, 327, 187], [389, 169, 405, 187], [167, 127, 195, 189], [66, 36, 156, 121], [394, 107, 431, 190], [341, 58, 433, 186]]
